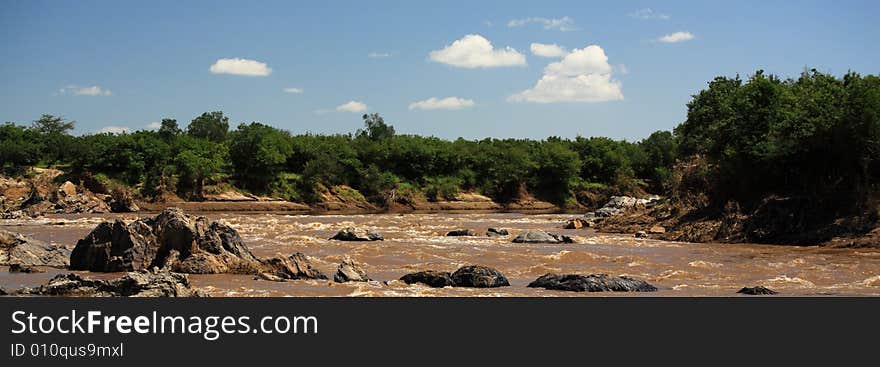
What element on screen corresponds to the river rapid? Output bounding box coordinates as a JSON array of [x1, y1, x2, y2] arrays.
[[2, 212, 880, 296]]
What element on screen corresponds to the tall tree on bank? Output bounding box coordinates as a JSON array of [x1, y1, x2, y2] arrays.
[[187, 111, 229, 142]]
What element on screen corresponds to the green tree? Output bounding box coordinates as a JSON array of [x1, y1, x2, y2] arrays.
[[228, 122, 292, 191], [158, 118, 182, 140], [357, 113, 395, 141], [187, 111, 229, 142]]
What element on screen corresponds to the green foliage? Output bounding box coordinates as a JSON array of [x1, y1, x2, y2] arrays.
[[228, 122, 291, 191], [357, 113, 395, 141], [187, 111, 229, 142], [424, 176, 462, 202], [0, 123, 42, 170]]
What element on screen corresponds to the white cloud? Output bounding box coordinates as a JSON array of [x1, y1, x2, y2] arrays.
[[629, 8, 670, 20], [146, 121, 161, 130], [336, 101, 368, 113], [98, 126, 130, 134], [507, 16, 576, 31], [408, 97, 475, 111], [283, 87, 304, 94], [509, 45, 623, 103], [209, 58, 272, 76], [368, 52, 392, 58], [429, 34, 526, 68], [58, 85, 112, 96], [530, 43, 568, 58], [658, 31, 695, 43]]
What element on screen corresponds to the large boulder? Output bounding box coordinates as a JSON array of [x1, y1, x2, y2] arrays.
[[528, 273, 657, 292], [329, 227, 383, 241], [0, 229, 70, 267], [400, 271, 454, 288], [107, 187, 139, 213], [259, 252, 327, 281], [333, 258, 370, 283], [512, 230, 574, 244], [450, 265, 510, 288], [446, 229, 476, 236], [13, 268, 205, 297], [70, 207, 261, 274]]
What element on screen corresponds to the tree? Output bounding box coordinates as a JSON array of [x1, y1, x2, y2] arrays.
[[158, 118, 182, 140], [31, 114, 74, 135], [0, 122, 42, 169], [228, 122, 292, 191], [31, 114, 75, 165], [187, 111, 229, 142], [357, 113, 395, 141]]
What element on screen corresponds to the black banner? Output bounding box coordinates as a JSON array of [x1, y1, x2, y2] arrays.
[[1, 297, 876, 365]]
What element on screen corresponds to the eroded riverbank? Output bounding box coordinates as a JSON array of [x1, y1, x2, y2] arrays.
[[2, 212, 880, 296]]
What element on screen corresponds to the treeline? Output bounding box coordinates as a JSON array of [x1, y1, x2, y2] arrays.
[[0, 113, 673, 206], [2, 69, 877, 212], [675, 69, 880, 215]]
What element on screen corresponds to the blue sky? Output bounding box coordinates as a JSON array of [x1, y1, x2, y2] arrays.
[[1, 0, 877, 140]]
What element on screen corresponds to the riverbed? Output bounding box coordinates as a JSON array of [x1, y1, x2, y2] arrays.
[[2, 212, 880, 296]]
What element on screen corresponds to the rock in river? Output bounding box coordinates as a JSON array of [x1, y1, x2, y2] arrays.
[[446, 229, 476, 236], [0, 229, 70, 267], [400, 270, 454, 288], [329, 227, 384, 241], [512, 230, 574, 244], [528, 273, 658, 292], [334, 257, 370, 282], [737, 286, 778, 295], [450, 265, 510, 288], [259, 252, 327, 281], [13, 268, 205, 297], [487, 228, 509, 237], [70, 207, 261, 274]]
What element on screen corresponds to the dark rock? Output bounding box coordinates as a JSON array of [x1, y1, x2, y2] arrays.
[[528, 273, 658, 292], [564, 218, 589, 229], [487, 228, 509, 237], [70, 207, 261, 274], [329, 227, 384, 241], [635, 231, 648, 238], [450, 265, 510, 288], [14, 268, 205, 297], [107, 187, 139, 213], [334, 258, 370, 282], [512, 230, 574, 244], [400, 271, 454, 288], [0, 288, 6, 295], [446, 229, 476, 236], [0, 229, 70, 267], [8, 263, 44, 273], [260, 252, 327, 280], [737, 286, 778, 295]]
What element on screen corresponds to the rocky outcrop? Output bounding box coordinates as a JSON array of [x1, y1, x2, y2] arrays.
[[70, 207, 260, 274], [487, 228, 509, 237], [8, 264, 44, 273], [0, 229, 70, 267], [446, 229, 476, 236], [568, 196, 662, 230], [259, 252, 327, 281], [737, 286, 777, 295], [528, 273, 658, 292], [512, 230, 574, 244], [329, 227, 383, 241], [450, 265, 510, 288], [333, 258, 370, 282], [564, 218, 590, 229], [107, 187, 139, 213], [399, 271, 454, 288], [13, 268, 205, 297]]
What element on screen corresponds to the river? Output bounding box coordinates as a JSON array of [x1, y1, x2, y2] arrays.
[[3, 212, 880, 296]]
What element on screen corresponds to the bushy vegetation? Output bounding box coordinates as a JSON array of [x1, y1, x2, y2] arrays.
[[3, 69, 876, 212]]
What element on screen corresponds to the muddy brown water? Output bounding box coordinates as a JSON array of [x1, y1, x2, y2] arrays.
[[2, 212, 880, 296]]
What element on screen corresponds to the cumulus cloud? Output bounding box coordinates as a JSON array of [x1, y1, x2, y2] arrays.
[[283, 87, 304, 94], [629, 8, 670, 20], [209, 58, 272, 76], [658, 31, 695, 43], [146, 121, 162, 130], [408, 97, 475, 111], [429, 34, 526, 68], [58, 85, 112, 96], [509, 45, 623, 103], [336, 101, 368, 113], [507, 16, 576, 31], [98, 126, 130, 134], [368, 52, 392, 58], [530, 43, 568, 58]]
